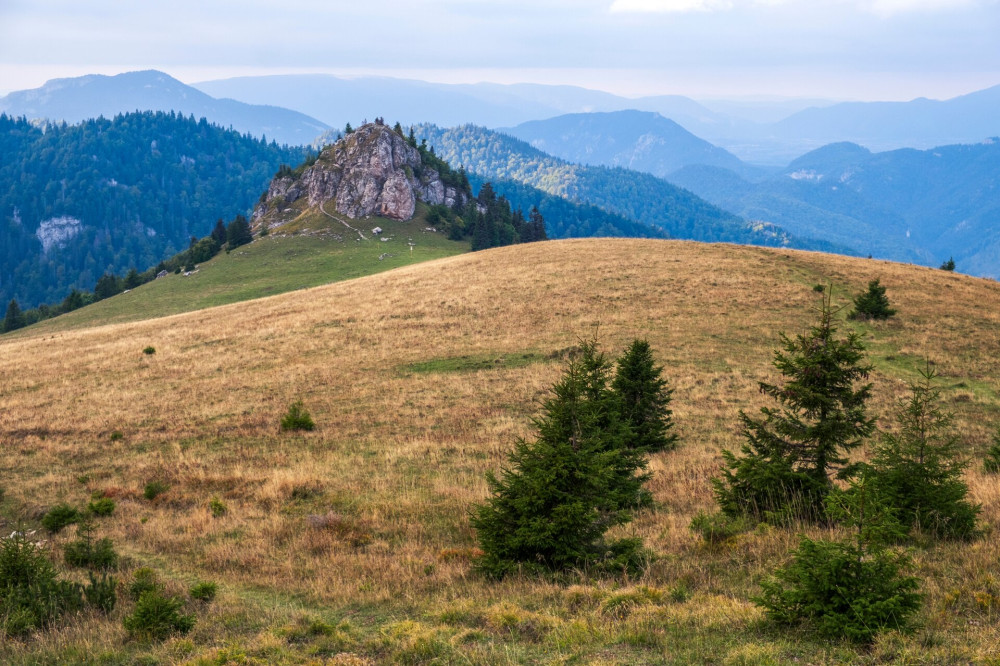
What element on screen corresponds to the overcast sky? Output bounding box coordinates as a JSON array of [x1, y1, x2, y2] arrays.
[[1, 0, 998, 100]]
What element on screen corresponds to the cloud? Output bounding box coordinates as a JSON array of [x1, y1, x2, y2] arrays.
[[609, 0, 987, 13]]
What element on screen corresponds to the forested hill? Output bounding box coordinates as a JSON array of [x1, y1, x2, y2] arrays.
[[0, 112, 308, 307], [415, 123, 840, 252]]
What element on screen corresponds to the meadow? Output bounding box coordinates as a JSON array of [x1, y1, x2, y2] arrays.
[[2, 238, 999, 664]]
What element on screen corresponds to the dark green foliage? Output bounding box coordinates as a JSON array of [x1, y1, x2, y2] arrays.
[[128, 568, 161, 602], [984, 427, 1000, 473], [848, 278, 896, 320], [41, 503, 80, 533], [281, 401, 316, 432], [142, 346, 156, 355], [93, 273, 123, 300], [612, 339, 677, 453], [713, 292, 875, 523], [211, 219, 228, 246], [189, 581, 217, 602], [63, 522, 118, 570], [470, 340, 650, 577], [756, 472, 921, 644], [123, 590, 195, 640], [3, 298, 25, 333], [0, 532, 100, 636], [940, 257, 956, 271], [226, 214, 253, 249], [84, 572, 118, 613], [863, 363, 979, 540], [0, 112, 306, 309], [87, 496, 116, 517], [143, 481, 169, 500], [344, 122, 354, 135]]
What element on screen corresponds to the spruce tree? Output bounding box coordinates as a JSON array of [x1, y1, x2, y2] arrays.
[[848, 278, 896, 320], [210, 219, 227, 246], [470, 340, 648, 577], [528, 206, 547, 242], [226, 214, 253, 249], [3, 298, 24, 332], [612, 339, 677, 453], [865, 362, 979, 540], [713, 291, 875, 523]]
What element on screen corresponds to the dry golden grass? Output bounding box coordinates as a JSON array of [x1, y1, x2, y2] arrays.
[[2, 238, 1000, 663]]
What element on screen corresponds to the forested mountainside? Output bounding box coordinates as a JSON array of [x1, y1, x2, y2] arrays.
[[0, 112, 307, 307], [415, 123, 848, 253], [669, 139, 1000, 276]]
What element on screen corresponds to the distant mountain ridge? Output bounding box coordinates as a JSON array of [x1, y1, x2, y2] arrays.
[[668, 139, 1000, 277], [0, 70, 329, 146]]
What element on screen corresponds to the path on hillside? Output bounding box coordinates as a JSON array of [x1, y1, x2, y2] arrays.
[[320, 200, 367, 241]]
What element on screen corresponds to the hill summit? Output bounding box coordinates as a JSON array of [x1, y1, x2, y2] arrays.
[[252, 121, 469, 232]]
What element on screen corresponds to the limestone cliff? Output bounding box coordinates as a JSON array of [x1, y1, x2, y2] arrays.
[[252, 122, 467, 231]]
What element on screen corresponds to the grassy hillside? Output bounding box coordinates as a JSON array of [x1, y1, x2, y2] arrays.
[[19, 205, 468, 333], [2, 239, 1000, 663]]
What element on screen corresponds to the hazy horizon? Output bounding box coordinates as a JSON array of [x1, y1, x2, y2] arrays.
[[2, 1, 998, 102]]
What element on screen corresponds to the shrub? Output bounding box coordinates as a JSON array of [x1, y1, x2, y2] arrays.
[[87, 496, 116, 517], [41, 503, 80, 533], [209, 496, 227, 518], [128, 568, 161, 601], [280, 401, 316, 432], [84, 572, 118, 613], [984, 427, 1000, 473], [189, 581, 217, 602], [142, 346, 156, 355], [848, 278, 896, 321], [0, 533, 86, 636], [110, 430, 124, 441], [940, 257, 956, 271], [756, 471, 921, 644], [64, 522, 118, 570], [123, 590, 195, 640], [143, 481, 169, 500]]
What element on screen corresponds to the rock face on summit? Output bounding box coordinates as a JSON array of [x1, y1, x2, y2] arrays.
[[253, 122, 465, 230]]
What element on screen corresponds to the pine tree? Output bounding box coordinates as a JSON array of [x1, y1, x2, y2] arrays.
[[226, 214, 253, 249], [713, 291, 875, 523], [210, 219, 227, 246], [940, 257, 956, 271], [470, 340, 648, 577], [865, 362, 979, 539], [612, 339, 677, 453], [93, 273, 121, 300], [3, 298, 24, 332], [756, 469, 921, 643], [848, 278, 896, 320], [528, 206, 547, 241]]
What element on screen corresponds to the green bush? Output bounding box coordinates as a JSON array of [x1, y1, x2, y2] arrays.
[[209, 496, 227, 518], [64, 523, 118, 570], [41, 503, 80, 533], [142, 346, 156, 355], [84, 572, 118, 613], [984, 428, 1000, 473], [189, 581, 217, 602], [280, 401, 316, 432], [848, 278, 896, 321], [123, 590, 195, 640], [0, 533, 87, 636], [87, 496, 116, 516], [128, 568, 161, 601], [143, 481, 169, 500]]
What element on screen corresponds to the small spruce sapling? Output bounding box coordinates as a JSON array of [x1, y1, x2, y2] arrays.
[[848, 278, 896, 321], [612, 339, 678, 453]]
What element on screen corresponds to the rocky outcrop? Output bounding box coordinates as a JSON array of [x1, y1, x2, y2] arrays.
[[252, 122, 466, 230]]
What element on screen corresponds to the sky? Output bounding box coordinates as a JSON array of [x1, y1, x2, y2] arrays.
[[1, 0, 998, 100]]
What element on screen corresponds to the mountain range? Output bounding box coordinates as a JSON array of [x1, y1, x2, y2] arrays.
[[0, 70, 329, 146]]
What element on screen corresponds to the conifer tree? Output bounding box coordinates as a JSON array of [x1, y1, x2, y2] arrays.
[[612, 339, 677, 453], [528, 206, 547, 242], [3, 298, 24, 332], [713, 291, 875, 523], [471, 340, 648, 577], [211, 219, 227, 246], [226, 214, 253, 249], [864, 362, 979, 539], [848, 278, 896, 320]]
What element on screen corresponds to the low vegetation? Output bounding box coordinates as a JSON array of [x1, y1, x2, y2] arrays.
[[1, 239, 999, 663]]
